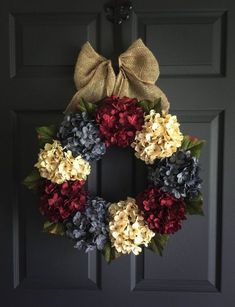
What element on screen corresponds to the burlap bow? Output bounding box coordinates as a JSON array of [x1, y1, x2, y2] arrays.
[[65, 39, 169, 113]]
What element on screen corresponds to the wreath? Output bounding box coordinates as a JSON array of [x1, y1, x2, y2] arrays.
[[23, 39, 205, 263]]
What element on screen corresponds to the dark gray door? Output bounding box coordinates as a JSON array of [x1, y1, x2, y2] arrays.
[[1, 0, 234, 306]]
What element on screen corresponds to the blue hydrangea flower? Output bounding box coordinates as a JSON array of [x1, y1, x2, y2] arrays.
[[65, 197, 109, 252], [57, 112, 106, 162], [148, 150, 202, 199]]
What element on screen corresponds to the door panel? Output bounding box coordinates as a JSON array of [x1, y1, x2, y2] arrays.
[[9, 12, 100, 78], [131, 10, 226, 76], [1, 0, 234, 306], [13, 111, 100, 290], [131, 110, 223, 292]]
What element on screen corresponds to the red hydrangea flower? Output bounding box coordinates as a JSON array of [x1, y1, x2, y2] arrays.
[[39, 180, 87, 223], [137, 187, 186, 234], [95, 95, 144, 147]]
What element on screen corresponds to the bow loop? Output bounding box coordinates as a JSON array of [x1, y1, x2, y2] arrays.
[[67, 42, 116, 113], [118, 39, 159, 84], [65, 39, 169, 113]]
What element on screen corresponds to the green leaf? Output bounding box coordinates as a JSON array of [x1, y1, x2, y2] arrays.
[[78, 98, 97, 114], [138, 100, 150, 113], [153, 97, 162, 114], [36, 125, 56, 147], [23, 169, 41, 190], [138, 97, 162, 115], [148, 234, 169, 256], [43, 221, 65, 236], [185, 192, 204, 216], [180, 135, 205, 158], [102, 241, 122, 263]]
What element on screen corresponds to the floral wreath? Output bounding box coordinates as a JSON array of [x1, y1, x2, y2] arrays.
[[24, 39, 205, 263]]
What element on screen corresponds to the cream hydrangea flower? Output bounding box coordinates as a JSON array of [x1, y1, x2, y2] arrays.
[[35, 140, 91, 184], [131, 110, 183, 164], [108, 197, 154, 255]]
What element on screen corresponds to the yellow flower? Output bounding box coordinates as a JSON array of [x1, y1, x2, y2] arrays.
[[35, 140, 91, 184], [131, 110, 183, 164], [108, 197, 155, 255]]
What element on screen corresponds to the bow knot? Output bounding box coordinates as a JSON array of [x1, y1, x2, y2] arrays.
[[65, 39, 169, 113]]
